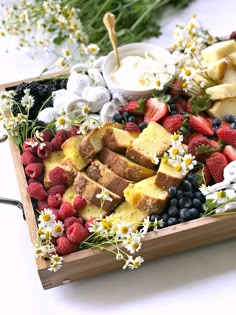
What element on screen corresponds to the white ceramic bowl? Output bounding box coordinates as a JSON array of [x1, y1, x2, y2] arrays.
[[102, 42, 175, 101]]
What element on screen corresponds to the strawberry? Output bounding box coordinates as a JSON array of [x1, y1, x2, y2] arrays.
[[174, 97, 186, 113], [206, 152, 228, 183], [216, 128, 236, 148], [188, 136, 214, 163], [195, 165, 212, 186], [185, 99, 193, 114], [223, 145, 236, 162], [124, 122, 140, 133], [169, 81, 183, 97], [119, 99, 145, 115], [189, 114, 214, 136], [162, 114, 185, 134], [209, 139, 220, 151], [144, 98, 168, 123]]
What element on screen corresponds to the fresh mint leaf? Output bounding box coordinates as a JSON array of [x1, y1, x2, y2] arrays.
[[190, 94, 212, 115], [137, 98, 146, 112]]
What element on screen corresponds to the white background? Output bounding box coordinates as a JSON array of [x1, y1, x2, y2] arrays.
[[1, 0, 236, 314]]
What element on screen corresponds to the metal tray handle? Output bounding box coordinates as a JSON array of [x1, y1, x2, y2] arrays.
[[0, 197, 25, 220]]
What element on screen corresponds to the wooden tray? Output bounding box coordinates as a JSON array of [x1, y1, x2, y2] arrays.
[[1, 74, 236, 290]]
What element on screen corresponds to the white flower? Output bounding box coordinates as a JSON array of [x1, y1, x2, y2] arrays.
[[25, 139, 38, 148], [39, 226, 53, 240], [87, 43, 100, 55], [116, 221, 132, 238], [206, 190, 236, 205], [125, 234, 142, 254], [38, 208, 56, 226], [153, 218, 159, 232], [128, 256, 144, 269], [77, 121, 90, 136], [56, 57, 68, 69], [150, 153, 159, 165], [199, 184, 212, 196], [62, 47, 72, 59], [181, 80, 193, 92], [141, 216, 151, 234], [170, 133, 183, 146], [81, 104, 90, 117], [96, 217, 113, 234], [168, 144, 185, 159], [154, 76, 165, 91], [122, 255, 133, 270], [116, 252, 124, 261], [96, 189, 112, 202], [34, 245, 47, 258], [21, 89, 34, 109], [51, 220, 64, 237], [182, 153, 197, 170], [34, 130, 44, 142], [50, 254, 63, 264], [171, 160, 187, 175], [48, 262, 63, 272], [56, 115, 70, 130]]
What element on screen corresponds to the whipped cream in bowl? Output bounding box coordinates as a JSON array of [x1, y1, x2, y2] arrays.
[[102, 43, 175, 100]]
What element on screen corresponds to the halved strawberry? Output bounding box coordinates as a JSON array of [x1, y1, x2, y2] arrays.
[[195, 165, 212, 186], [185, 98, 193, 114], [162, 114, 185, 134], [223, 145, 236, 162], [189, 114, 214, 136], [188, 136, 214, 163], [217, 128, 236, 148], [119, 99, 145, 115], [206, 152, 228, 183], [144, 98, 169, 123], [168, 81, 183, 97]]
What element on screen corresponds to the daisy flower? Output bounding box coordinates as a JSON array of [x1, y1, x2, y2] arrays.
[[34, 245, 47, 258], [150, 153, 159, 165], [170, 133, 183, 145], [96, 189, 112, 202], [125, 234, 142, 254], [56, 115, 70, 130], [116, 221, 132, 238], [182, 154, 197, 170], [179, 66, 196, 81], [168, 144, 185, 160], [129, 256, 144, 269], [87, 43, 100, 55], [38, 208, 56, 226], [51, 220, 65, 237]]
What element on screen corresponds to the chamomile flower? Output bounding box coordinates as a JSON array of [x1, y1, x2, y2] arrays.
[[116, 221, 132, 238], [116, 252, 124, 261], [51, 220, 64, 237], [87, 44, 100, 55], [34, 245, 47, 258], [150, 153, 159, 165], [97, 217, 113, 234], [142, 216, 151, 234], [122, 255, 133, 270], [38, 208, 56, 226], [182, 154, 197, 170], [179, 66, 196, 81], [125, 234, 142, 254], [56, 57, 68, 69], [81, 104, 90, 117], [50, 254, 63, 265], [206, 190, 236, 205], [168, 144, 184, 159], [48, 261, 63, 272], [172, 161, 187, 175], [199, 184, 212, 196], [56, 115, 70, 130], [34, 130, 44, 142], [39, 226, 53, 240], [62, 47, 72, 59], [129, 256, 144, 269], [96, 189, 112, 202], [21, 89, 34, 109], [154, 77, 165, 91], [77, 121, 89, 135], [170, 133, 183, 145]]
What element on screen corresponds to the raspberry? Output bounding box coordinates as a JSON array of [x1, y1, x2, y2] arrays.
[[73, 196, 87, 211], [51, 130, 68, 151], [59, 201, 76, 220], [124, 122, 140, 133], [47, 184, 66, 195], [48, 193, 62, 208], [25, 162, 44, 179], [56, 236, 77, 255], [37, 142, 52, 159], [21, 151, 41, 165], [66, 222, 89, 244], [51, 137, 62, 151], [23, 138, 38, 154], [37, 199, 49, 211], [27, 182, 47, 200], [64, 216, 84, 230], [85, 217, 96, 230], [66, 128, 76, 138], [50, 208, 60, 221], [41, 130, 53, 142], [48, 167, 68, 185]]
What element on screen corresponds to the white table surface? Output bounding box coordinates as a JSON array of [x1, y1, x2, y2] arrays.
[[1, 1, 236, 314]]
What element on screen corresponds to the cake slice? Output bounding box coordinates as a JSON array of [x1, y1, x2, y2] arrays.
[[79, 122, 120, 162], [124, 176, 169, 214], [109, 201, 147, 230], [155, 158, 188, 190], [207, 98, 236, 119], [73, 171, 122, 213], [103, 127, 139, 153], [126, 121, 171, 169], [86, 160, 132, 197], [98, 147, 155, 182], [63, 186, 106, 220], [43, 150, 65, 189], [201, 39, 236, 62], [206, 83, 236, 100], [61, 135, 89, 172]]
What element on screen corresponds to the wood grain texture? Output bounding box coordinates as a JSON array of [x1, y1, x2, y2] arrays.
[[2, 73, 236, 290]]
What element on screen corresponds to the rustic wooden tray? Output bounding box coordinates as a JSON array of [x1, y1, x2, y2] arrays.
[[1, 74, 236, 290]]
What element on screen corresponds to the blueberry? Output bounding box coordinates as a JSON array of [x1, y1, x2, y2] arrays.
[[170, 110, 177, 115], [167, 206, 179, 217], [167, 217, 178, 226], [183, 191, 194, 199], [230, 122, 236, 129], [179, 197, 192, 208], [189, 207, 200, 219], [212, 125, 219, 134], [178, 218, 184, 224], [168, 186, 177, 197], [169, 198, 178, 207], [150, 213, 162, 222], [181, 180, 192, 192], [212, 118, 222, 127], [113, 113, 123, 123], [176, 190, 184, 199], [169, 103, 176, 111], [192, 198, 203, 209], [161, 213, 169, 222], [186, 173, 198, 186], [194, 191, 205, 202], [138, 121, 148, 131], [128, 115, 136, 123], [179, 208, 192, 221], [224, 114, 235, 123], [121, 111, 130, 121]]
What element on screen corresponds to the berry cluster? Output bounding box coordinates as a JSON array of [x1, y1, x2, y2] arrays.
[[150, 173, 205, 228]]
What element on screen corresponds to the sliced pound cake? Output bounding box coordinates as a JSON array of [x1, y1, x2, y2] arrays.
[[98, 147, 155, 182], [86, 160, 132, 197], [124, 176, 169, 215], [44, 150, 65, 189], [103, 127, 139, 153], [73, 171, 123, 213], [63, 186, 106, 220], [109, 201, 147, 230], [126, 121, 171, 169]]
